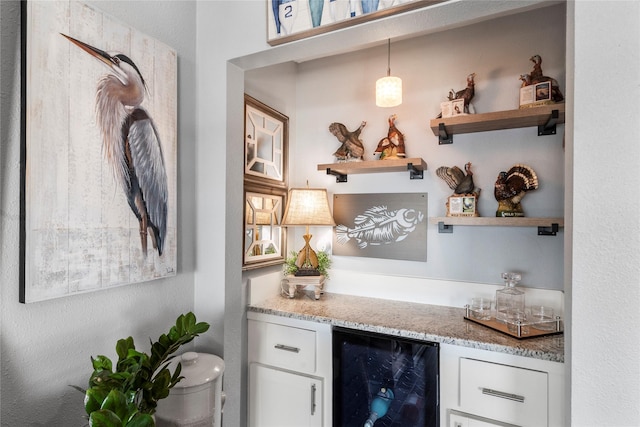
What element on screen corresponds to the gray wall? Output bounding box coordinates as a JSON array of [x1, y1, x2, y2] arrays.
[[0, 1, 197, 425]]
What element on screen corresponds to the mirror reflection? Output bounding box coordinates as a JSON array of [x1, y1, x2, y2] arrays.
[[244, 192, 283, 263]]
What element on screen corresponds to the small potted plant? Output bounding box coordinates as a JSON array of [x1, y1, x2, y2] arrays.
[[73, 312, 210, 427], [283, 249, 332, 278]]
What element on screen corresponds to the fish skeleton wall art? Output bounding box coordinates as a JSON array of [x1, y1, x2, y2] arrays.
[[332, 193, 427, 261], [336, 206, 423, 248]]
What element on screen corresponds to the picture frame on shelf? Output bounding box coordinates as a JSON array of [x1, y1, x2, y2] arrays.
[[267, 0, 445, 46], [242, 184, 287, 270], [520, 81, 552, 108], [446, 195, 478, 217], [244, 94, 288, 189]]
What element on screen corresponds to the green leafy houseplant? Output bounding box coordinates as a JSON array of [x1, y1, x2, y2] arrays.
[[283, 250, 332, 278], [74, 312, 210, 427]]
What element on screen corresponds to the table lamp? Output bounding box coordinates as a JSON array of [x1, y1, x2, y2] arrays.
[[282, 187, 335, 276]]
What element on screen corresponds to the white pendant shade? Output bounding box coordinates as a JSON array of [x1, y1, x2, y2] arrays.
[[376, 75, 403, 107], [376, 39, 402, 107]]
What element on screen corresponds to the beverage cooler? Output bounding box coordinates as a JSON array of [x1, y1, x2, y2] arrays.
[[332, 327, 439, 427]]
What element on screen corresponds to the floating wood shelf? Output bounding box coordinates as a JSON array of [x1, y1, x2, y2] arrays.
[[317, 158, 427, 182], [429, 216, 564, 235], [430, 104, 565, 144]]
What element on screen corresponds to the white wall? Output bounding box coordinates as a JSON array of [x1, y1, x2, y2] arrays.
[[0, 1, 197, 424], [569, 1, 640, 425]]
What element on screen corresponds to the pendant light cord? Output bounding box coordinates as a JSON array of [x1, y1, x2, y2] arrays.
[[387, 39, 391, 77]]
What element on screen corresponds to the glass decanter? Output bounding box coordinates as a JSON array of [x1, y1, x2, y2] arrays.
[[495, 272, 525, 323]]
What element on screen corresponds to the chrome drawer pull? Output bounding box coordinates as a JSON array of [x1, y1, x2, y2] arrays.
[[310, 384, 317, 415], [481, 387, 525, 403], [274, 343, 300, 353]]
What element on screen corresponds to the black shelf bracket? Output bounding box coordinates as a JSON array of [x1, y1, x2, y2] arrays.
[[438, 123, 453, 144], [407, 163, 424, 179], [437, 221, 453, 233], [326, 168, 347, 183], [538, 109, 559, 136], [538, 223, 559, 236]]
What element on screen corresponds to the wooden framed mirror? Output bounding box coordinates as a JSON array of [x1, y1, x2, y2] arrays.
[[244, 94, 288, 188], [243, 184, 287, 270]]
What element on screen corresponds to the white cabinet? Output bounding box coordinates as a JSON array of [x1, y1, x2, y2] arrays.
[[440, 343, 565, 427], [459, 358, 547, 426], [249, 363, 322, 427], [247, 312, 332, 427]]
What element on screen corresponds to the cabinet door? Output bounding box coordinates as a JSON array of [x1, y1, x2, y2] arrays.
[[249, 363, 323, 427]]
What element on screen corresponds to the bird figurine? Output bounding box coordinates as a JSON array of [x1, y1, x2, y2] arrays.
[[329, 121, 366, 161], [448, 73, 476, 113], [528, 55, 564, 102], [436, 73, 476, 118], [494, 164, 539, 217], [436, 162, 479, 195], [374, 114, 406, 160], [61, 33, 167, 257]]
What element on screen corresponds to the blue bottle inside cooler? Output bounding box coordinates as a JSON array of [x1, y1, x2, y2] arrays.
[[364, 387, 394, 427]]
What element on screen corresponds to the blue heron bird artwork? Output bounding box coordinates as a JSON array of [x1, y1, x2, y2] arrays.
[[20, 1, 177, 303]]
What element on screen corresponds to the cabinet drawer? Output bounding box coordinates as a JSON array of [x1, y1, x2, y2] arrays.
[[459, 358, 548, 427], [249, 320, 316, 373]]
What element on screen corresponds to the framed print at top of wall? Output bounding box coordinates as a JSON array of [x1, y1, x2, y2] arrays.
[[267, 0, 446, 46], [244, 94, 289, 189], [20, 1, 178, 303]]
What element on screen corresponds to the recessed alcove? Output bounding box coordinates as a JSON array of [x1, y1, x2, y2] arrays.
[[232, 0, 567, 290]]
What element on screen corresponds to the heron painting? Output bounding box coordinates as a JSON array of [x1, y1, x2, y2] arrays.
[[61, 33, 168, 258], [21, 1, 177, 302]]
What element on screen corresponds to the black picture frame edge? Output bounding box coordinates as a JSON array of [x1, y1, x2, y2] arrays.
[[19, 0, 28, 303]]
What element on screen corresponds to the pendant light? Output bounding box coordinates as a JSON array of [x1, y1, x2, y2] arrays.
[[376, 39, 402, 107]]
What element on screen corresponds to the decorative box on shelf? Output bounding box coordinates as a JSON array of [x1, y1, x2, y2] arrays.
[[283, 275, 326, 300]]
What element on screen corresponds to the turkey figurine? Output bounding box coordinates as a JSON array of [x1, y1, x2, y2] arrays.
[[436, 162, 478, 195], [435, 73, 476, 118], [436, 162, 481, 216], [528, 55, 564, 102], [448, 73, 476, 113], [329, 121, 366, 161], [494, 164, 539, 217], [374, 114, 406, 160]]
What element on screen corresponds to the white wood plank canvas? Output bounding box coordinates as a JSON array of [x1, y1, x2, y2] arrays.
[[20, 1, 177, 303]]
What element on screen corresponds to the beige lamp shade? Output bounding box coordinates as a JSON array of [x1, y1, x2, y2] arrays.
[[282, 188, 335, 227]]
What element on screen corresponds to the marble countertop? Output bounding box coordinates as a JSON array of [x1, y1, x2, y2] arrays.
[[248, 292, 564, 363]]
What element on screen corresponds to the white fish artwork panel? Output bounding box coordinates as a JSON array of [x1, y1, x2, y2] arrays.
[[333, 193, 427, 261]]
